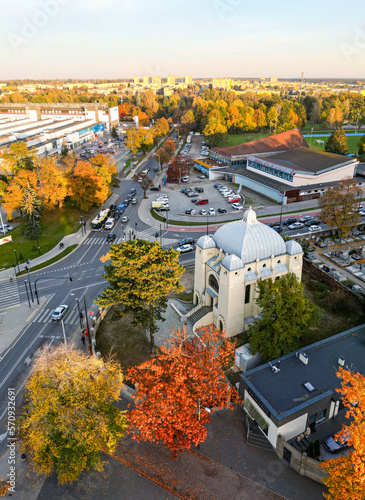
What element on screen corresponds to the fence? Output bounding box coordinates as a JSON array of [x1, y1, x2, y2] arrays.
[[276, 435, 327, 485]]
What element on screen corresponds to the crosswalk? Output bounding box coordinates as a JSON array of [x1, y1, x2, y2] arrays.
[[138, 227, 168, 237], [33, 307, 80, 324], [83, 237, 125, 245], [0, 278, 20, 310]]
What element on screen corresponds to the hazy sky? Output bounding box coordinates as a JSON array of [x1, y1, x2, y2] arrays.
[[1, 0, 364, 79]]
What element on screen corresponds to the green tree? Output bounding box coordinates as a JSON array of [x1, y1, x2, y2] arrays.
[[21, 182, 42, 240], [60, 143, 69, 158], [19, 344, 128, 485], [325, 128, 349, 155], [357, 135, 365, 161], [111, 126, 118, 140], [248, 273, 318, 361], [320, 178, 362, 240], [1, 142, 37, 175], [97, 240, 184, 355]]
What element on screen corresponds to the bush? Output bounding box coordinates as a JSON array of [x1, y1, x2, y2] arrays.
[[314, 439, 321, 457], [306, 441, 315, 458]]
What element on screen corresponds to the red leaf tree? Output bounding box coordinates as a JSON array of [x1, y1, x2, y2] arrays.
[[127, 325, 237, 456]]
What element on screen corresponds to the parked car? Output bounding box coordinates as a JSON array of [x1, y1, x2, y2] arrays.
[[199, 209, 208, 215], [272, 225, 283, 233], [283, 217, 297, 225], [179, 237, 195, 246], [187, 191, 198, 197], [299, 215, 314, 223], [208, 208, 216, 216], [137, 177, 143, 183], [323, 433, 350, 454], [228, 196, 241, 203], [52, 304, 69, 321], [195, 187, 204, 193], [305, 218, 321, 226], [266, 222, 276, 228], [288, 222, 304, 230], [218, 208, 227, 213], [185, 209, 196, 215], [150, 186, 161, 191], [198, 174, 206, 179], [0, 224, 13, 234], [106, 233, 116, 243], [182, 176, 190, 182], [232, 203, 244, 210], [196, 198, 209, 205], [308, 225, 321, 232], [214, 183, 223, 189]]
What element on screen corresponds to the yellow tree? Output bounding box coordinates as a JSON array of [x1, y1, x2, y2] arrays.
[[1, 142, 37, 174], [2, 169, 38, 214], [35, 156, 68, 210], [227, 104, 243, 132], [19, 344, 128, 485], [89, 154, 117, 186], [97, 240, 184, 355], [69, 161, 109, 211], [320, 178, 361, 240], [321, 368, 365, 499], [125, 127, 141, 154]]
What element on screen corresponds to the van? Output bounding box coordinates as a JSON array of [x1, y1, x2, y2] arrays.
[[195, 198, 209, 205], [152, 201, 169, 209], [104, 218, 115, 230]]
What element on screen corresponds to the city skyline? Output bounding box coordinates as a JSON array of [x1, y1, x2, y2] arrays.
[[1, 0, 364, 80]]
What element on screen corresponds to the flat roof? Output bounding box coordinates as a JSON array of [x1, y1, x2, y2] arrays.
[[212, 129, 309, 158], [241, 325, 365, 419], [252, 147, 355, 175], [211, 164, 361, 194]]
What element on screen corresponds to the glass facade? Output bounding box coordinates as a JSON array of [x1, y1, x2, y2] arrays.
[[248, 159, 293, 182]]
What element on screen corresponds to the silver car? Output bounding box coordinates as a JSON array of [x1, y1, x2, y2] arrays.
[[52, 304, 69, 321]]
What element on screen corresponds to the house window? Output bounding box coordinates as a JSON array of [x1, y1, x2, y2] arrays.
[[209, 274, 219, 293], [245, 284, 251, 304]]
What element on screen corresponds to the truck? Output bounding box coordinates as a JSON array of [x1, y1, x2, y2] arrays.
[[116, 203, 125, 214]]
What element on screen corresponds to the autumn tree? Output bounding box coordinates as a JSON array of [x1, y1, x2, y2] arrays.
[[111, 126, 118, 139], [69, 161, 109, 211], [325, 128, 349, 155], [320, 178, 362, 240], [152, 117, 169, 140], [248, 273, 318, 361], [19, 344, 128, 485], [133, 172, 152, 197], [89, 154, 117, 187], [125, 127, 141, 154], [2, 169, 38, 214], [166, 155, 195, 183], [97, 240, 184, 355], [1, 142, 37, 175], [156, 139, 176, 167], [21, 182, 42, 239], [35, 156, 68, 210], [127, 325, 236, 456], [60, 143, 69, 158], [321, 368, 365, 500], [357, 135, 365, 161]]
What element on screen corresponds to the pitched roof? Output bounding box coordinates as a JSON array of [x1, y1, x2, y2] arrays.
[[212, 129, 309, 157]]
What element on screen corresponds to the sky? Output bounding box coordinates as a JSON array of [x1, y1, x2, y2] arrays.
[[1, 0, 365, 80]]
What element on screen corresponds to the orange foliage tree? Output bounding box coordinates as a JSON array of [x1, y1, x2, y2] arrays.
[[2, 170, 38, 214], [321, 368, 365, 499], [127, 325, 236, 456], [69, 161, 109, 211], [36, 156, 68, 210]]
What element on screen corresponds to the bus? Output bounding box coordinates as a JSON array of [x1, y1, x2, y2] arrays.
[[91, 209, 110, 231]]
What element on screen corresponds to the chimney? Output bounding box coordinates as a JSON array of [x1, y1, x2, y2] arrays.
[[298, 352, 309, 365], [338, 356, 345, 366]]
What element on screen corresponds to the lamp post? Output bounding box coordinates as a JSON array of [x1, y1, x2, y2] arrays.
[[309, 127, 314, 147], [155, 152, 161, 171], [83, 295, 92, 356], [206, 216, 209, 236], [60, 319, 67, 347], [24, 259, 34, 302], [24, 280, 31, 308], [34, 276, 73, 305], [74, 297, 84, 329], [14, 250, 20, 274], [356, 112, 360, 133]]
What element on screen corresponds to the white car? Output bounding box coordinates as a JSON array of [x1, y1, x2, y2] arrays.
[[104, 218, 115, 230], [52, 304, 69, 321], [308, 225, 322, 232], [232, 203, 244, 211], [176, 244, 194, 253], [208, 208, 216, 216], [359, 209, 365, 216], [121, 216, 129, 223], [223, 191, 234, 198], [182, 176, 190, 182], [299, 215, 313, 223], [199, 209, 208, 215], [137, 177, 143, 183], [288, 222, 304, 230]]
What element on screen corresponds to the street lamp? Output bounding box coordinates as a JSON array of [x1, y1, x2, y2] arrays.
[[309, 127, 314, 147], [155, 153, 161, 171], [34, 276, 73, 305], [356, 112, 360, 133], [24, 259, 34, 302]]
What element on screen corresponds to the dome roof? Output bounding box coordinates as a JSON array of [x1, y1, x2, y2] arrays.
[[212, 208, 287, 264], [286, 240, 303, 256], [196, 235, 216, 250], [221, 254, 244, 272]]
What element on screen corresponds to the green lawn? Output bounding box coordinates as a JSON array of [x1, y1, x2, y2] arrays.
[[225, 133, 269, 147], [0, 208, 82, 271], [307, 135, 360, 154]]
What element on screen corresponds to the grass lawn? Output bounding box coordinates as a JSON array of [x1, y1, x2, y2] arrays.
[[226, 133, 269, 147], [0, 207, 81, 271], [306, 134, 359, 154]]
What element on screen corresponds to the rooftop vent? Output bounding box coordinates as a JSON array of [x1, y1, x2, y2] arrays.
[[269, 361, 280, 373], [338, 356, 345, 366], [298, 352, 309, 365]]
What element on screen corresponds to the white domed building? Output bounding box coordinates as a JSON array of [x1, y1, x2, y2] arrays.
[[188, 208, 303, 337]]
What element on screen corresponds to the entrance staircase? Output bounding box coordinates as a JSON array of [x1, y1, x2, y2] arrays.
[[187, 306, 213, 329]]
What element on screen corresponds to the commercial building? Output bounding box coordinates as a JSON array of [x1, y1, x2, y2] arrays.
[[239, 324, 365, 450], [194, 130, 360, 204], [188, 208, 303, 336]]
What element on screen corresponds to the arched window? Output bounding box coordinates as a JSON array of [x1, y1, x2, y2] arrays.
[[218, 320, 223, 331], [209, 274, 219, 293]]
